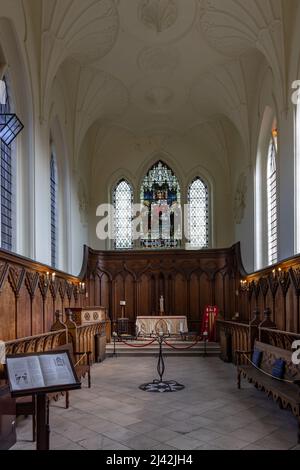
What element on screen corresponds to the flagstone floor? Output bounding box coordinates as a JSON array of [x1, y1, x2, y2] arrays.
[[11, 356, 300, 450]]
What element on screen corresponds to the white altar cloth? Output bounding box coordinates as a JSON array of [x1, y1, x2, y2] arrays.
[[136, 316, 188, 336]]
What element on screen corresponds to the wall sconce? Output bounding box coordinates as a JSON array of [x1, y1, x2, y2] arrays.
[[43, 271, 56, 288], [240, 280, 248, 292], [277, 267, 288, 287], [271, 267, 284, 281], [78, 282, 86, 295]]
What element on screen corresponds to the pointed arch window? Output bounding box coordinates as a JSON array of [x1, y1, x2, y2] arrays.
[[140, 161, 181, 248], [113, 179, 133, 249], [50, 152, 58, 267], [267, 129, 278, 265], [0, 76, 15, 251], [187, 177, 209, 248]]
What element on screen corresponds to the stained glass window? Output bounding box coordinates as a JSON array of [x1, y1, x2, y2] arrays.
[[0, 76, 14, 251], [267, 129, 278, 265], [187, 177, 209, 248], [50, 152, 57, 267], [113, 179, 133, 249], [140, 161, 181, 248]]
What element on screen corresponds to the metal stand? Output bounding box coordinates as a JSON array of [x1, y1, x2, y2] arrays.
[[36, 393, 50, 451], [112, 332, 117, 357], [203, 331, 208, 357], [139, 333, 185, 393]]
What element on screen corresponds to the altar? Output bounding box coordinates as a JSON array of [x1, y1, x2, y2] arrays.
[[136, 316, 188, 337]]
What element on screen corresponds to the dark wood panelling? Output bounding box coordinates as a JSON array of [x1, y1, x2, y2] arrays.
[[238, 254, 300, 333], [4, 241, 300, 344], [0, 250, 83, 342], [82, 245, 240, 325]]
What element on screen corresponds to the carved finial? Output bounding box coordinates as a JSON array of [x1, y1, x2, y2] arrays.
[[250, 309, 261, 326], [51, 309, 66, 332], [55, 310, 62, 321], [259, 307, 277, 330], [66, 309, 74, 321]]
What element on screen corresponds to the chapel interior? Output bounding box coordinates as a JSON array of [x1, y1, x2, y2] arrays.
[[1, 0, 300, 452]]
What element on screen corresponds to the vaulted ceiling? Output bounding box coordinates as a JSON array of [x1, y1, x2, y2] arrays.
[[36, 0, 292, 161]]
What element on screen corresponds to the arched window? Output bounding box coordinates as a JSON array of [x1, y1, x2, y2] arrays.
[[187, 177, 209, 248], [50, 151, 58, 267], [0, 76, 15, 251], [267, 128, 278, 265], [140, 161, 181, 248], [113, 179, 133, 249]]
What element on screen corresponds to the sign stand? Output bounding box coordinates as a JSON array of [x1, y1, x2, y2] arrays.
[[5, 349, 81, 451], [36, 393, 50, 450]]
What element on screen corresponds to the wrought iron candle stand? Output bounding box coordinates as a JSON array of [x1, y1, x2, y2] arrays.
[[139, 332, 185, 393]]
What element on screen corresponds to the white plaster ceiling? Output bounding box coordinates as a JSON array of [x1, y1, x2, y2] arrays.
[[42, 0, 286, 145]]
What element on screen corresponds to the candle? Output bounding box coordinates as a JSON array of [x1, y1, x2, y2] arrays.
[[51, 272, 56, 282]]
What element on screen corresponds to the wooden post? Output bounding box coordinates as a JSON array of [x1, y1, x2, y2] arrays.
[[36, 393, 49, 451], [65, 309, 78, 351]]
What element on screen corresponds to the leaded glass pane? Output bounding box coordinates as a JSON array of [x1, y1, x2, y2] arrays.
[[0, 76, 13, 251], [114, 180, 133, 249], [188, 178, 209, 248], [140, 161, 181, 248], [267, 133, 278, 266]]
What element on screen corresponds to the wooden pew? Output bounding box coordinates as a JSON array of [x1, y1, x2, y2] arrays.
[[236, 340, 300, 443]]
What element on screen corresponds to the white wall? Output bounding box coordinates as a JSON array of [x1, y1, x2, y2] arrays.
[[1, 1, 300, 277], [87, 123, 234, 251]]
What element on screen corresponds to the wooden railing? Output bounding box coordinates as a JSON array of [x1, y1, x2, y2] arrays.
[[0, 315, 108, 378], [0, 329, 68, 376], [218, 320, 252, 364], [5, 330, 68, 355], [259, 327, 300, 351], [76, 323, 105, 363], [218, 316, 300, 364]]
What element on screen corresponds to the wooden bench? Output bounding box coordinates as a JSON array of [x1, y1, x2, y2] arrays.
[[236, 340, 300, 443]]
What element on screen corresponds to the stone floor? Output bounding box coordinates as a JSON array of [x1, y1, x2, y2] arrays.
[[11, 356, 300, 450]]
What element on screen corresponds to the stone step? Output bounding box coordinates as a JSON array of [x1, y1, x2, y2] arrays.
[[106, 341, 220, 357]]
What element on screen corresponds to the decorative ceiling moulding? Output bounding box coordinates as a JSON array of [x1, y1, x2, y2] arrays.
[[197, 0, 286, 106], [131, 76, 188, 115], [117, 0, 197, 44], [42, 0, 119, 63], [234, 173, 247, 225], [190, 60, 250, 157], [41, 0, 119, 116], [74, 68, 129, 156], [133, 133, 173, 153], [137, 46, 180, 73], [138, 0, 178, 33]]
